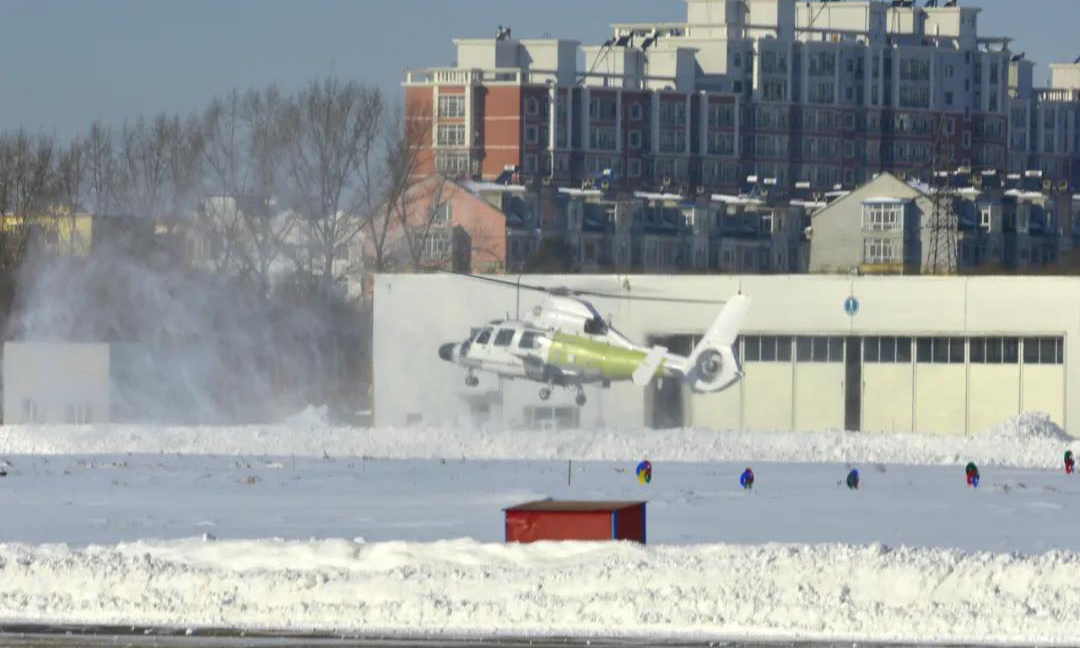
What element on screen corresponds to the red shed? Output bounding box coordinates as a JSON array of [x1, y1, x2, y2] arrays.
[[504, 500, 646, 544]]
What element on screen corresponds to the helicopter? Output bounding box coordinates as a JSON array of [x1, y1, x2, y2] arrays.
[[437, 274, 750, 406]]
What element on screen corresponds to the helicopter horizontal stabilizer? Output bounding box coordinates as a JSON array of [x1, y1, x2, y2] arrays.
[[632, 345, 668, 387]]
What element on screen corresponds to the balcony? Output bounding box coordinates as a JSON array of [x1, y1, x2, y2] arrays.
[[405, 67, 524, 85], [1034, 88, 1080, 103]]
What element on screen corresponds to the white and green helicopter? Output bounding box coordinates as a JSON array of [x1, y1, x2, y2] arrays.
[[437, 275, 750, 406]]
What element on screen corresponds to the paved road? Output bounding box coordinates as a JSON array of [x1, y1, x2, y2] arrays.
[[0, 625, 1005, 648]]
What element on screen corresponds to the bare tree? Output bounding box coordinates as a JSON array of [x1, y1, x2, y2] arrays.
[[0, 131, 56, 272], [200, 86, 296, 283], [55, 136, 87, 254], [115, 114, 171, 219], [393, 172, 450, 272], [85, 119, 117, 218], [359, 99, 434, 273], [285, 78, 382, 292]]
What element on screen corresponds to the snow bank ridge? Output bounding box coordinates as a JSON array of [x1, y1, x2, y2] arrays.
[[0, 413, 1074, 469], [0, 538, 1077, 645]]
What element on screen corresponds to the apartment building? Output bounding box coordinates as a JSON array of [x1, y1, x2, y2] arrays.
[[404, 0, 1079, 196], [1009, 61, 1080, 183], [809, 168, 1070, 274], [389, 177, 813, 275]]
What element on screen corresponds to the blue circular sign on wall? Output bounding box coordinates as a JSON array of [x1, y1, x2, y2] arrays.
[[844, 296, 860, 317]]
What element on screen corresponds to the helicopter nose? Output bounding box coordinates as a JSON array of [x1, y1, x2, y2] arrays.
[[438, 343, 456, 362]]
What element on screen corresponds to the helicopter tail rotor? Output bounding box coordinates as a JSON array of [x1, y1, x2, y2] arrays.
[[683, 294, 750, 392]]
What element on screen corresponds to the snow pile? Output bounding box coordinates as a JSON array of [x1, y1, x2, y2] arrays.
[[0, 538, 1077, 644], [0, 413, 1074, 468], [279, 405, 333, 429], [984, 412, 1074, 443]]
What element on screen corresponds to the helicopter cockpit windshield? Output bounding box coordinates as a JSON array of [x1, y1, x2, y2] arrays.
[[583, 316, 609, 336]]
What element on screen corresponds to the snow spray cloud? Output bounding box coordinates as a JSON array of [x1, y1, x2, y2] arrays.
[[8, 230, 353, 425]]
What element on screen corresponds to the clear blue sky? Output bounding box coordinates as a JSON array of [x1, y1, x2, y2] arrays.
[[0, 0, 1073, 138]]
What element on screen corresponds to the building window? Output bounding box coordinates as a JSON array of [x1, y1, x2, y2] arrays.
[[423, 231, 452, 260], [628, 159, 642, 178], [629, 103, 644, 121], [437, 153, 469, 176], [659, 129, 686, 153], [707, 132, 735, 156], [438, 95, 465, 118], [589, 96, 617, 121], [22, 399, 40, 423], [1022, 337, 1064, 365], [862, 201, 904, 231], [863, 336, 913, 363], [742, 335, 792, 362], [525, 125, 539, 145], [628, 130, 642, 149], [525, 96, 540, 117], [432, 202, 452, 225], [795, 336, 845, 363], [437, 124, 466, 147], [863, 238, 900, 264], [915, 337, 965, 364], [524, 406, 580, 430], [969, 337, 1019, 364], [589, 127, 617, 150], [980, 206, 992, 231], [708, 104, 736, 128], [658, 101, 687, 128]]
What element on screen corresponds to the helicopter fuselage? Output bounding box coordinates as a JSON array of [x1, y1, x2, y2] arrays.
[[438, 321, 672, 388]]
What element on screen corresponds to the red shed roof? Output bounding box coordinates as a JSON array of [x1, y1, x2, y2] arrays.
[[505, 500, 645, 513]]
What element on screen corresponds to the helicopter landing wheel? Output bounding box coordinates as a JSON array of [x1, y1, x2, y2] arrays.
[[539, 387, 552, 401], [465, 373, 479, 387], [575, 388, 587, 407]]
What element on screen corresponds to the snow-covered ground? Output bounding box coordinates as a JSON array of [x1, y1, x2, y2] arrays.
[[0, 411, 1073, 468], [0, 416, 1078, 644]]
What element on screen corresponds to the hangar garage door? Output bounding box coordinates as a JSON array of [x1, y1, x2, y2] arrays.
[[1019, 337, 1065, 427], [862, 336, 914, 434], [968, 337, 1021, 435], [914, 337, 967, 435], [793, 336, 846, 432], [967, 337, 1065, 434], [742, 336, 794, 431]]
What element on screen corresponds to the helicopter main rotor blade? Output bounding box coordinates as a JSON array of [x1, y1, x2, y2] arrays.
[[439, 270, 551, 293], [440, 270, 726, 305], [569, 289, 726, 305]]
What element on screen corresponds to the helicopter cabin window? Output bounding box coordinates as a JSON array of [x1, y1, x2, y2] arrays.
[[475, 328, 493, 345], [519, 331, 541, 349], [493, 329, 516, 347]]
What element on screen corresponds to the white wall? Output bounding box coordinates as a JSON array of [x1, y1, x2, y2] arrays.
[[374, 274, 1080, 434], [3, 342, 110, 424]]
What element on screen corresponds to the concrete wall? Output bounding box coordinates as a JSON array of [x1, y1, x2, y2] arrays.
[[1050, 64, 1080, 91], [375, 274, 1079, 435], [3, 342, 110, 424]]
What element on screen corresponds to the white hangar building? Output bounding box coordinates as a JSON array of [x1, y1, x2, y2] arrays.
[[373, 274, 1074, 435]]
